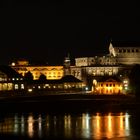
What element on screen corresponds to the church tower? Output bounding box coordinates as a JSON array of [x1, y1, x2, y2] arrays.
[[64, 53, 71, 76]]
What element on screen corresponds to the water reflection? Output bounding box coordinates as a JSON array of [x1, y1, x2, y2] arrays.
[[0, 112, 131, 139]]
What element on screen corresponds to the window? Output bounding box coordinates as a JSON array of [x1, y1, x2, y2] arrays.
[[15, 84, 18, 90], [106, 84, 108, 87], [21, 84, 24, 89]]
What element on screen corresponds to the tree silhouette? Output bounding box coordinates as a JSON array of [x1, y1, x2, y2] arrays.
[[129, 64, 140, 96], [39, 73, 46, 82], [24, 71, 33, 82]]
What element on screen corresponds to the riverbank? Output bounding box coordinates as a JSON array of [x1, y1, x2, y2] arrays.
[[0, 93, 138, 112]]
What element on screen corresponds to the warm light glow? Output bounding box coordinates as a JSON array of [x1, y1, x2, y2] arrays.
[[38, 115, 42, 137], [28, 88, 33, 92], [21, 84, 24, 89], [12, 65, 64, 80], [96, 82, 123, 94], [120, 113, 124, 130], [108, 113, 112, 132], [11, 62, 16, 66], [28, 115, 34, 138], [0, 112, 131, 139], [15, 84, 19, 90], [14, 115, 19, 133]]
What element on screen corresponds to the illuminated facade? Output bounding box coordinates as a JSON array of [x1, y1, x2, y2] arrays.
[[11, 60, 64, 80], [26, 75, 83, 92], [95, 77, 123, 94], [69, 42, 140, 93], [113, 46, 140, 65], [8, 42, 140, 94], [0, 66, 24, 91]]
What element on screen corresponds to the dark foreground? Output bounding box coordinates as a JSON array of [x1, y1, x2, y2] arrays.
[[0, 93, 138, 112]]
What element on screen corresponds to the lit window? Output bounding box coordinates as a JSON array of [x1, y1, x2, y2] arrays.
[[15, 84, 18, 89], [21, 84, 24, 89], [12, 78, 15, 81]]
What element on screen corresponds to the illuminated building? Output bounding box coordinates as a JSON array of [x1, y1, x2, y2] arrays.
[[25, 75, 83, 92], [94, 76, 123, 94], [69, 42, 140, 93], [113, 46, 140, 65], [0, 65, 24, 91], [7, 41, 140, 94], [10, 60, 64, 80]]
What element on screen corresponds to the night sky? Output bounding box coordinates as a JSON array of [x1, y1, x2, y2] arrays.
[[1, 1, 140, 65]]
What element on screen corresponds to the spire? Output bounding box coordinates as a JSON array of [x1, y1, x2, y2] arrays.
[[67, 52, 70, 59], [109, 40, 116, 57], [64, 53, 71, 76]]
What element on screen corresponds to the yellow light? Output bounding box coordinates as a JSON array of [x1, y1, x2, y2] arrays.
[[11, 62, 16, 66], [28, 89, 33, 92]]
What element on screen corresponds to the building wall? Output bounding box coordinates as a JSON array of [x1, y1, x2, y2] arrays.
[[70, 66, 120, 84], [12, 65, 64, 80], [114, 47, 140, 65], [96, 81, 123, 94], [75, 56, 118, 67], [0, 71, 8, 81], [75, 57, 89, 66]]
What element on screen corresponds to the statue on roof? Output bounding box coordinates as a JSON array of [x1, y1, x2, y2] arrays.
[[109, 40, 116, 57]]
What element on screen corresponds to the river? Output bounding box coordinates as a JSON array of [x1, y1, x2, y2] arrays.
[[0, 110, 140, 139]]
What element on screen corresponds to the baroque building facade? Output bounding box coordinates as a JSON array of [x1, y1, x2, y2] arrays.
[[11, 60, 64, 80], [9, 42, 140, 94]]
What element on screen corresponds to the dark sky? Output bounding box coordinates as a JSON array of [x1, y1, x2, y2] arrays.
[[1, 1, 140, 65]]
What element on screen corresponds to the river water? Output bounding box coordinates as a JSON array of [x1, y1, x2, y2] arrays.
[[0, 110, 140, 139]]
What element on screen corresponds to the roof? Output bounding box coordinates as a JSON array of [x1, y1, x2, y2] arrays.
[[25, 75, 82, 84], [96, 76, 122, 82], [0, 65, 22, 78], [60, 75, 82, 83]]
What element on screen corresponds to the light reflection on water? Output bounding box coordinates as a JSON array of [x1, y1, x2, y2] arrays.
[[0, 112, 131, 139]]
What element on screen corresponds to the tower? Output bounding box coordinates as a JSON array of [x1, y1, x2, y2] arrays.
[[64, 53, 71, 76], [109, 40, 116, 57]]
